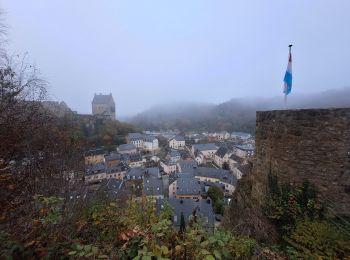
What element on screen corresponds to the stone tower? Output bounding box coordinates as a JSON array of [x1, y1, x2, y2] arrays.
[[91, 93, 116, 120]]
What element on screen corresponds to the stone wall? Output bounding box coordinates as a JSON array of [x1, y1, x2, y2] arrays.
[[224, 108, 350, 243], [255, 108, 350, 214]]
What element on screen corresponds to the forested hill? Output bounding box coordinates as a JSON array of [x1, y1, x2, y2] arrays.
[[129, 87, 350, 133]]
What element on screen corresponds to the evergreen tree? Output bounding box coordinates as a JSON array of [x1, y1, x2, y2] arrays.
[[180, 212, 186, 233]]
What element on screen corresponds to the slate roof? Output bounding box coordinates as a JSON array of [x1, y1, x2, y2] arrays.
[[92, 94, 114, 104], [118, 144, 136, 151], [144, 177, 163, 196], [186, 167, 237, 185], [125, 167, 144, 179], [238, 163, 252, 175], [145, 167, 161, 178], [169, 150, 181, 158], [129, 153, 143, 162], [85, 162, 106, 176], [170, 136, 185, 142], [161, 159, 177, 166], [235, 144, 254, 151], [229, 154, 243, 164], [231, 132, 251, 138], [156, 198, 215, 229], [128, 133, 143, 140], [106, 162, 130, 173], [192, 143, 217, 152], [215, 147, 230, 158], [128, 133, 157, 142], [143, 135, 157, 142], [177, 160, 198, 171], [105, 153, 123, 161], [98, 179, 131, 201], [100, 178, 123, 191], [176, 177, 205, 196], [85, 148, 104, 157]]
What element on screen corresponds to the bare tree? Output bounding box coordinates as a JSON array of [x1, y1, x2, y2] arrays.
[[0, 14, 84, 238]]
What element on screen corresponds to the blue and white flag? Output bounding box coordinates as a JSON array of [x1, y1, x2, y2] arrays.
[[283, 51, 292, 95]]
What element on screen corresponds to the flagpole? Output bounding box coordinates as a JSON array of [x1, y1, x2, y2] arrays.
[[284, 94, 287, 108]]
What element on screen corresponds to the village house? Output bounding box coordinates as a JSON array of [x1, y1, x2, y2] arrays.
[[85, 162, 107, 183], [127, 153, 144, 168], [85, 161, 130, 184], [194, 152, 205, 165], [85, 148, 105, 165], [170, 174, 206, 200], [127, 133, 159, 152], [117, 143, 137, 154], [216, 131, 230, 140], [186, 167, 237, 196], [187, 133, 207, 143], [168, 136, 186, 150], [231, 132, 252, 141], [144, 176, 164, 201], [127, 133, 144, 148], [145, 167, 161, 178], [105, 153, 123, 167], [169, 173, 193, 198], [166, 150, 181, 164], [191, 143, 217, 160], [177, 159, 197, 172], [106, 163, 129, 180], [228, 154, 242, 171], [124, 167, 144, 180], [232, 164, 251, 180], [160, 159, 177, 174], [234, 144, 255, 159], [214, 147, 232, 168], [197, 169, 236, 196], [143, 135, 159, 152]]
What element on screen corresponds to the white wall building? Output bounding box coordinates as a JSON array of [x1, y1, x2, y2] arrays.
[[169, 136, 186, 150], [160, 160, 177, 174], [143, 136, 159, 152], [214, 147, 231, 168]]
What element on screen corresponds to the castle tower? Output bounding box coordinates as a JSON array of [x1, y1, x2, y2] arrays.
[[91, 93, 116, 120]]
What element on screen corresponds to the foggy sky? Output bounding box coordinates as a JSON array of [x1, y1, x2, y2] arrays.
[[2, 0, 350, 117]]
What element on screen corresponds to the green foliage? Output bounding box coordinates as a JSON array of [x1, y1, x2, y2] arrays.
[[176, 225, 256, 260], [34, 194, 64, 225], [77, 201, 126, 243], [159, 199, 174, 221], [265, 175, 349, 258], [2, 193, 259, 259], [207, 186, 225, 214], [265, 176, 323, 234], [285, 219, 350, 259], [79, 118, 138, 148], [67, 243, 104, 258]]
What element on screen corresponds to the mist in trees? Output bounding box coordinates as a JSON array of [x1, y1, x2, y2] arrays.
[[129, 87, 350, 133]]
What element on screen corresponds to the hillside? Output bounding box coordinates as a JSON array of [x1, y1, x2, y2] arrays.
[[129, 87, 350, 133]]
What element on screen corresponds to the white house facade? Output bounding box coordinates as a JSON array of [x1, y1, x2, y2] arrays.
[[169, 136, 186, 150]]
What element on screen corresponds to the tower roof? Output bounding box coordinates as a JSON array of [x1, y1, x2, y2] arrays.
[[92, 93, 114, 104]]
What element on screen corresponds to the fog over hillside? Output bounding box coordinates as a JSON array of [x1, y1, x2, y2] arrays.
[[128, 87, 350, 133]]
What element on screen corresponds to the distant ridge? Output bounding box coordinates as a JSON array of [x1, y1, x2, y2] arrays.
[[129, 87, 350, 133]]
